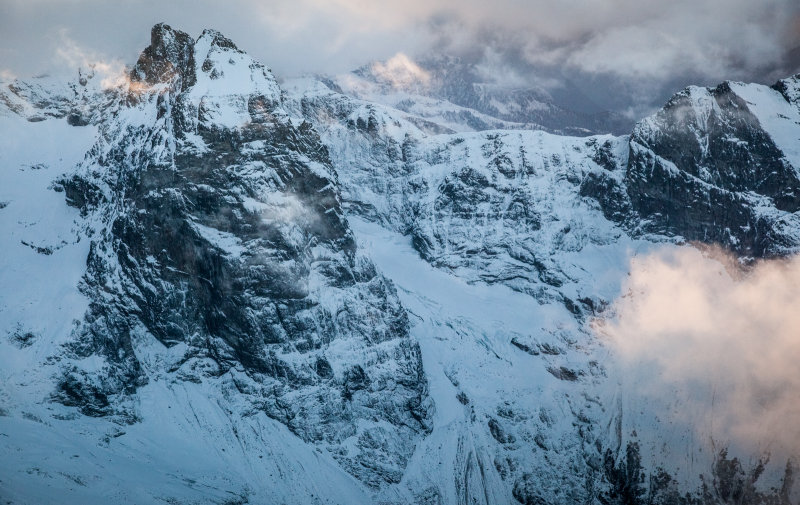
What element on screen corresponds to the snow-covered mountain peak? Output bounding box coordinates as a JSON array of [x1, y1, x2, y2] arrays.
[[325, 52, 633, 136], [128, 23, 281, 110], [2, 22, 800, 505], [190, 28, 282, 107], [197, 28, 242, 51]]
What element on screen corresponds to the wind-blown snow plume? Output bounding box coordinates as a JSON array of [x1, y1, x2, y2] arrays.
[[53, 30, 136, 90], [599, 245, 800, 459]]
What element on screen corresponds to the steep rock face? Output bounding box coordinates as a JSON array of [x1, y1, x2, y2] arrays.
[[288, 80, 630, 302], [57, 24, 429, 488], [621, 78, 800, 257], [131, 23, 197, 90], [288, 78, 648, 504], [402, 132, 627, 296], [288, 71, 800, 504]]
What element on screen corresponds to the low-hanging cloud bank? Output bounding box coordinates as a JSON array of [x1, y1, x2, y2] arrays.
[[598, 245, 800, 460], [2, 0, 798, 86]]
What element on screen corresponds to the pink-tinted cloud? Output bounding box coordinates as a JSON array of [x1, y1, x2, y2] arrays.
[[1, 0, 797, 82], [598, 245, 800, 461]]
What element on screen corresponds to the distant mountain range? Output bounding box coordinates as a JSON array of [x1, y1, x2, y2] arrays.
[[1, 23, 798, 505], [320, 53, 632, 136]]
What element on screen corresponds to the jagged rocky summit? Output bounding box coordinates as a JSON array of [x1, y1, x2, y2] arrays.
[[1, 23, 799, 505]]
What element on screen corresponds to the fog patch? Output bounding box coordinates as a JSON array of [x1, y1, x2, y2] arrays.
[[596, 245, 800, 460], [244, 193, 320, 227], [370, 53, 431, 91], [0, 69, 17, 81]]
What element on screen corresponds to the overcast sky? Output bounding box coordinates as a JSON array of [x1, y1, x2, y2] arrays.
[[2, 0, 799, 112]]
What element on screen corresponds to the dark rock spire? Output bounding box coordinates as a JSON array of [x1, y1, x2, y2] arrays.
[[130, 23, 196, 91]]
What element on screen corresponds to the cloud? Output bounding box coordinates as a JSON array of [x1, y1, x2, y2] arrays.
[[370, 53, 431, 90], [3, 0, 797, 78], [597, 245, 800, 460], [52, 30, 130, 89], [40, 30, 154, 95], [0, 0, 798, 115], [557, 1, 796, 81]]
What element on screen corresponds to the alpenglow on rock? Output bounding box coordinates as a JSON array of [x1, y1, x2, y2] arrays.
[[1, 23, 799, 505]]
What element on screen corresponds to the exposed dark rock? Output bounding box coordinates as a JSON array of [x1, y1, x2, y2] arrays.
[[53, 371, 112, 418], [579, 169, 631, 222], [488, 418, 516, 444], [9, 328, 36, 348], [547, 366, 579, 381], [602, 442, 647, 505], [131, 23, 197, 91], [623, 81, 800, 257], [20, 240, 53, 255], [52, 25, 430, 489], [511, 337, 539, 356], [6, 22, 800, 505], [513, 473, 549, 505]]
